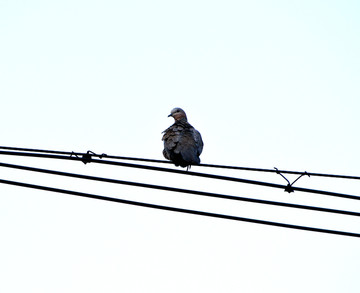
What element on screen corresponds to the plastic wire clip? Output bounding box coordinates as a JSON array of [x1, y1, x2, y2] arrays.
[[274, 167, 310, 193], [71, 151, 107, 164]]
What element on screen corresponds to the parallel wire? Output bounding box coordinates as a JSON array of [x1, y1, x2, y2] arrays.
[[0, 150, 359, 201], [1, 178, 359, 238], [1, 161, 359, 217], [1, 146, 360, 180]]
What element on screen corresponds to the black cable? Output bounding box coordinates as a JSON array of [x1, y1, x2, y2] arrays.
[[1, 146, 359, 180], [0, 146, 168, 164], [0, 150, 359, 201], [1, 161, 358, 217], [0, 146, 73, 156], [1, 178, 359, 238]]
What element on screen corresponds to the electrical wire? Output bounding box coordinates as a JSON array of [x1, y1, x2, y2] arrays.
[[0, 150, 359, 201], [1, 161, 359, 217], [1, 145, 359, 180], [1, 177, 359, 238]]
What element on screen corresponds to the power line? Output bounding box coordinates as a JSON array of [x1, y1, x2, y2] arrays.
[[1, 177, 359, 238], [0, 146, 167, 164], [1, 161, 359, 217], [0, 150, 359, 201], [1, 145, 359, 180]]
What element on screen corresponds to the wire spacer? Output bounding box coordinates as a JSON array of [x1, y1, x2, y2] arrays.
[[71, 150, 107, 164], [274, 168, 310, 193]]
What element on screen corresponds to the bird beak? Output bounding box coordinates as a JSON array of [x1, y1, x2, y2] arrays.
[[168, 113, 172, 117]]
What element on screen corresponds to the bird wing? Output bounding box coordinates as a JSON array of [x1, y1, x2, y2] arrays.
[[193, 128, 203, 156], [162, 124, 183, 159]]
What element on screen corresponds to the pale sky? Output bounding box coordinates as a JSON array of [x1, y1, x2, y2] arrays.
[[1, 1, 360, 292]]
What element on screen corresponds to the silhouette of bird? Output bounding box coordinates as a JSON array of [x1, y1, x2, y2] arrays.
[[162, 107, 203, 169]]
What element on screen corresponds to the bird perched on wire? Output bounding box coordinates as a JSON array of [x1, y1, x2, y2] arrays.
[[162, 107, 204, 169]]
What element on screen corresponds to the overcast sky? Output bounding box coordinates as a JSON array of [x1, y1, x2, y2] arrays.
[[1, 1, 360, 292]]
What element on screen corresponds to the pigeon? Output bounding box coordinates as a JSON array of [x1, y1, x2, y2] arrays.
[[162, 107, 204, 168]]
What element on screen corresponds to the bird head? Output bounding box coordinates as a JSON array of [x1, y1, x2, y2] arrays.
[[168, 108, 187, 121]]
